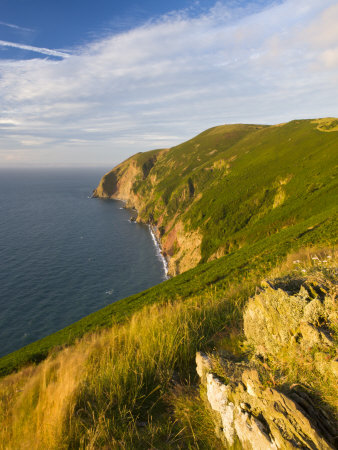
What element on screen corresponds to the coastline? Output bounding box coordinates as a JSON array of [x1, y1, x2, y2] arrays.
[[148, 224, 170, 280], [97, 196, 169, 280]]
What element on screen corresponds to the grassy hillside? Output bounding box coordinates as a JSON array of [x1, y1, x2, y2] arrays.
[[94, 118, 338, 274], [0, 118, 337, 448], [0, 247, 336, 449], [0, 207, 336, 378], [1, 118, 337, 377]]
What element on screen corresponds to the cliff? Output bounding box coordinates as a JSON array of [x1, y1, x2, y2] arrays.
[[93, 146, 205, 275], [93, 149, 162, 203], [94, 118, 338, 276]]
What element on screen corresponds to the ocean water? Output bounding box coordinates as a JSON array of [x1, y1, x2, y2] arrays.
[[0, 168, 166, 358]]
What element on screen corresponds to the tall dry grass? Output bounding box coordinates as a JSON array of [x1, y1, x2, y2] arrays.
[[0, 283, 252, 449], [1, 247, 334, 448], [0, 334, 99, 449]]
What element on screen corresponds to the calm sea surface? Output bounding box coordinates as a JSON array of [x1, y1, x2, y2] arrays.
[[0, 168, 165, 357]]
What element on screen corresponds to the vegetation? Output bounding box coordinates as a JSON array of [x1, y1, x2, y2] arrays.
[[0, 248, 336, 449], [0, 117, 337, 448], [1, 206, 336, 377], [126, 119, 338, 265]]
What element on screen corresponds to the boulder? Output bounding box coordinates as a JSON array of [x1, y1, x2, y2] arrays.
[[196, 352, 336, 449], [243, 278, 336, 365]]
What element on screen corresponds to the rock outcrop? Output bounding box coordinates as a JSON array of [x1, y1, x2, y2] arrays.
[[93, 154, 146, 204], [244, 275, 337, 380], [196, 268, 337, 449], [196, 352, 336, 449]]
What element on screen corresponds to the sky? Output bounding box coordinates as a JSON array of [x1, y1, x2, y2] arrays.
[[0, 0, 337, 168]]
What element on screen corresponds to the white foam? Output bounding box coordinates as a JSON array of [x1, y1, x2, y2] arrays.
[[149, 225, 169, 280]]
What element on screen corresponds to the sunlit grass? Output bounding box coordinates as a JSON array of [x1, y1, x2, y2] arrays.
[[0, 282, 251, 449], [0, 247, 336, 448]]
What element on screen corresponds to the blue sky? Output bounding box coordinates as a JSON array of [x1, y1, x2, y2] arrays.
[[1, 0, 220, 57], [0, 0, 337, 168]]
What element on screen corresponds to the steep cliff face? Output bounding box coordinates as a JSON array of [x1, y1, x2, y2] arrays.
[[93, 119, 338, 276], [93, 152, 157, 205], [93, 146, 206, 276]]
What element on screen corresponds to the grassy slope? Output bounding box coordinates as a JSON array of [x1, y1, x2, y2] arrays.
[[0, 119, 337, 377], [0, 248, 336, 449], [134, 119, 338, 262]]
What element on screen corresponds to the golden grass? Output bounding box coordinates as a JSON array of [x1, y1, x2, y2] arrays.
[[0, 247, 335, 448], [169, 384, 224, 449], [0, 283, 250, 449], [268, 246, 336, 279], [312, 117, 338, 132], [0, 334, 99, 449]]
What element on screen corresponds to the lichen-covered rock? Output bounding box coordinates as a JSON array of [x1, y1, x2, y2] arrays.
[[196, 352, 336, 449], [244, 278, 336, 359], [197, 263, 337, 448]]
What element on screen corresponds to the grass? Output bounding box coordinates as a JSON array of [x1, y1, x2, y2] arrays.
[[0, 207, 336, 377], [169, 385, 224, 449], [0, 117, 337, 447], [1, 246, 335, 449], [0, 280, 247, 448]]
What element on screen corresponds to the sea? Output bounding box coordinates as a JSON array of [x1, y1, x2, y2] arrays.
[[0, 168, 167, 358]]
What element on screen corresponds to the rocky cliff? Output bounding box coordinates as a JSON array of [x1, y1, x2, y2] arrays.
[[93, 119, 338, 277], [92, 147, 204, 276]]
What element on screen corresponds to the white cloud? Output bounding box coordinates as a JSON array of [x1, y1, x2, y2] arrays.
[[320, 49, 338, 69], [298, 3, 338, 70], [0, 118, 21, 126], [0, 0, 337, 167], [19, 137, 54, 147], [301, 3, 338, 48], [0, 40, 70, 59], [0, 21, 33, 33]]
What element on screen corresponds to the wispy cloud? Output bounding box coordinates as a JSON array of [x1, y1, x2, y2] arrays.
[[0, 21, 33, 33], [0, 40, 70, 59], [0, 0, 337, 167]]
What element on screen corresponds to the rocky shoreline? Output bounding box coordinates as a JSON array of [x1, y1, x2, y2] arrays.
[[148, 223, 170, 279], [94, 193, 170, 280]]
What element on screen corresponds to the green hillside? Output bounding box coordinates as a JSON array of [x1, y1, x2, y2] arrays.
[[145, 119, 337, 261], [0, 118, 337, 449], [95, 118, 338, 274], [1, 118, 337, 377]]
